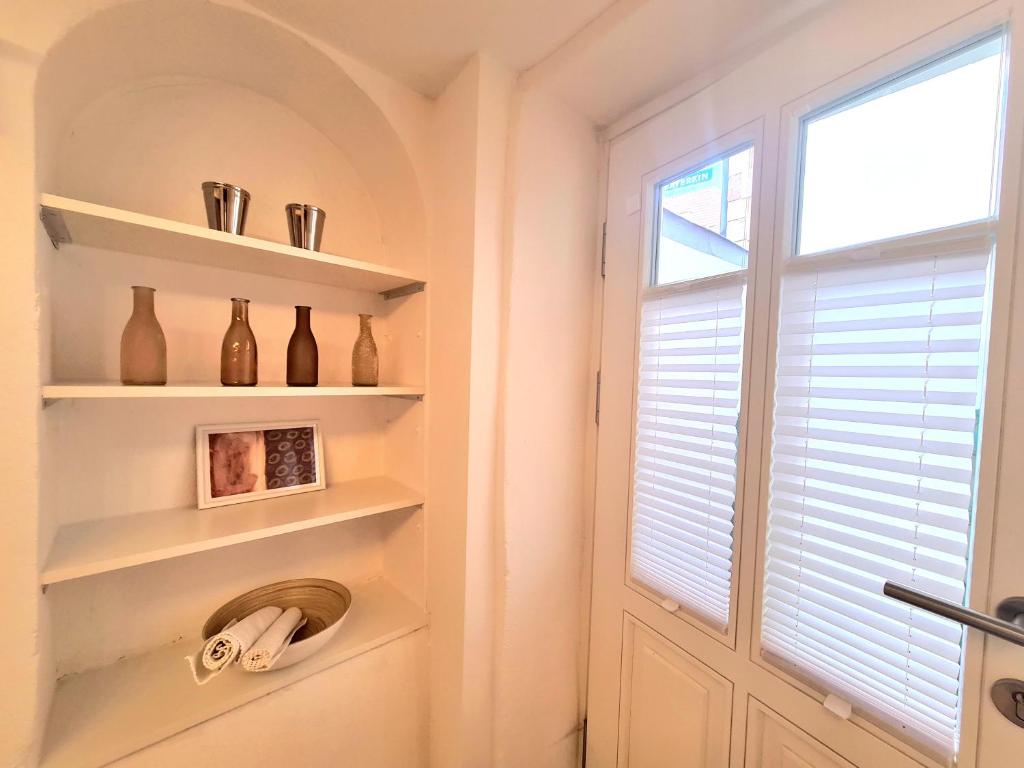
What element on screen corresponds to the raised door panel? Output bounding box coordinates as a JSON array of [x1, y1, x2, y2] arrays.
[[746, 700, 857, 768], [618, 616, 732, 768]]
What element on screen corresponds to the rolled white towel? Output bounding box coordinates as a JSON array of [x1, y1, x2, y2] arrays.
[[240, 607, 306, 672], [186, 605, 282, 685]]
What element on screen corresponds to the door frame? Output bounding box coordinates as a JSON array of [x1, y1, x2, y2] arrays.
[[746, 8, 1024, 765], [584, 2, 1024, 767], [624, 120, 766, 651]]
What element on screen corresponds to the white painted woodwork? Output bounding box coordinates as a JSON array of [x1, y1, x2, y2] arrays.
[[110, 632, 429, 768], [587, 4, 1024, 768], [41, 383, 424, 403], [39, 194, 425, 295], [41, 477, 423, 585], [746, 701, 856, 768], [40, 578, 425, 768], [618, 618, 731, 768]]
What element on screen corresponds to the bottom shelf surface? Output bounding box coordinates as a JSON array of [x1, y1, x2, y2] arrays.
[[41, 578, 426, 768]]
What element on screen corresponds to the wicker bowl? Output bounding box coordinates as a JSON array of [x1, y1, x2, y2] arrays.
[[202, 578, 352, 670]]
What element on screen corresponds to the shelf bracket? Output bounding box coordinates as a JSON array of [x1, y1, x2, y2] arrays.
[[379, 282, 425, 301], [40, 206, 71, 249]]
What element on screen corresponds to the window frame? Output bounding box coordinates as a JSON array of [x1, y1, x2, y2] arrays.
[[650, 142, 754, 287], [792, 32, 1007, 258], [625, 119, 765, 648], [749, 20, 1019, 767]]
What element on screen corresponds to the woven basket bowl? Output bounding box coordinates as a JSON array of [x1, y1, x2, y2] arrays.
[[202, 578, 352, 670]]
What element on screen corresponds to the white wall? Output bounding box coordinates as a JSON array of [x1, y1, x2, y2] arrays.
[[463, 54, 515, 768], [491, 84, 599, 768], [424, 57, 478, 768], [0, 42, 47, 768], [425, 52, 515, 768], [425, 57, 602, 768]]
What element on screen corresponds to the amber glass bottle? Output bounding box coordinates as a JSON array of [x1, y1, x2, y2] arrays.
[[221, 298, 258, 386], [120, 286, 167, 385]]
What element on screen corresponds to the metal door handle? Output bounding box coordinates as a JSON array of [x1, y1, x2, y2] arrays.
[[883, 582, 1024, 647]]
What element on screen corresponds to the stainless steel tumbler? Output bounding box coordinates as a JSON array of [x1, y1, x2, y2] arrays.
[[285, 204, 326, 251], [202, 182, 251, 235]]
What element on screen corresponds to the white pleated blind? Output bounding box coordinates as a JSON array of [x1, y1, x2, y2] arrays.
[[632, 281, 746, 629], [762, 247, 992, 758]]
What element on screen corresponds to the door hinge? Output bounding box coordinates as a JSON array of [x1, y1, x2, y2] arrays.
[[600, 221, 607, 278], [594, 370, 601, 425]]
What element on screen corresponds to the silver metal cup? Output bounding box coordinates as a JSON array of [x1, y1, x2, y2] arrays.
[[202, 182, 250, 235], [285, 204, 326, 251]]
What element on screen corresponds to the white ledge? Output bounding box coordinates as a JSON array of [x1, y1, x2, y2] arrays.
[[42, 477, 423, 585], [40, 194, 425, 296], [40, 578, 426, 768]]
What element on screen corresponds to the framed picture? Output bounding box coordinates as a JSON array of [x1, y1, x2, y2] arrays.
[[196, 420, 325, 509]]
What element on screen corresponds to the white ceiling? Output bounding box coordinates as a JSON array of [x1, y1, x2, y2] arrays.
[[246, 0, 619, 96], [250, 0, 831, 125], [528, 0, 833, 126], [0, 0, 833, 127]]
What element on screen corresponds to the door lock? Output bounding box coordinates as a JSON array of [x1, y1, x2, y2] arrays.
[[992, 679, 1024, 728]]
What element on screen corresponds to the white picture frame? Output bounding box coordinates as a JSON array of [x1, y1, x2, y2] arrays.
[[196, 420, 326, 509]]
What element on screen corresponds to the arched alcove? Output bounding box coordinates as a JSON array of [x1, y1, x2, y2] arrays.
[[30, 12, 430, 759], [34, 0, 427, 271]]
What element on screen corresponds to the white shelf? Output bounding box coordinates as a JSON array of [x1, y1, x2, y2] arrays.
[[41, 383, 425, 403], [42, 477, 423, 585], [40, 578, 426, 768], [39, 194, 425, 298]]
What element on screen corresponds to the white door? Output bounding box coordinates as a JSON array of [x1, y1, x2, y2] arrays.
[[585, 4, 1024, 768]]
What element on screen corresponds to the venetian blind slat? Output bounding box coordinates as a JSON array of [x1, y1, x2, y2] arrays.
[[762, 250, 990, 758], [632, 282, 746, 630]]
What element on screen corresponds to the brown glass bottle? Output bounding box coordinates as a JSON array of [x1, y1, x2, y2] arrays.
[[221, 298, 258, 386], [352, 313, 379, 386], [120, 286, 167, 385], [287, 305, 318, 386]]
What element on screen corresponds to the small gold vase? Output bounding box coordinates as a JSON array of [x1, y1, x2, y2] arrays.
[[352, 314, 378, 387], [221, 298, 258, 386]]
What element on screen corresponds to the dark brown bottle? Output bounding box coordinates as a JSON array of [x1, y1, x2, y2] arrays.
[[287, 305, 318, 386], [221, 298, 258, 386]]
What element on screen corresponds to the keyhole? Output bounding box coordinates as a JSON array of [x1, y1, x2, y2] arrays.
[[991, 679, 1024, 728]]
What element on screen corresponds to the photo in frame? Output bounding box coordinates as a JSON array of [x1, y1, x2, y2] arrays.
[[196, 421, 326, 509]]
